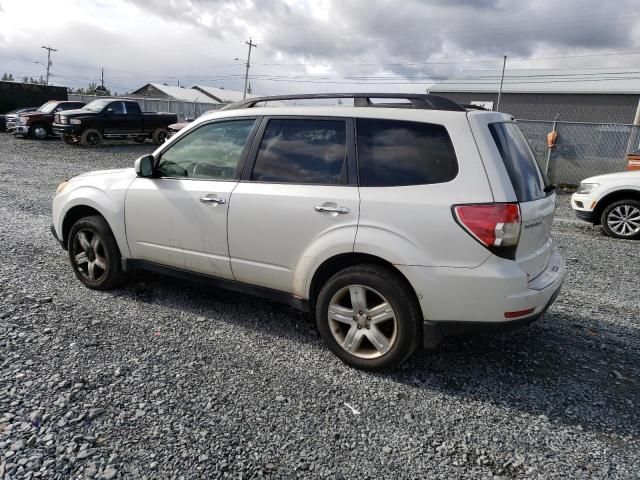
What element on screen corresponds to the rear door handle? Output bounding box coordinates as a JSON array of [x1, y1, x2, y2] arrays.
[[199, 195, 226, 204], [315, 205, 349, 214]]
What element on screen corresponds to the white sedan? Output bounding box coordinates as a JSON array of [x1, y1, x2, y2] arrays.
[[571, 171, 640, 239]]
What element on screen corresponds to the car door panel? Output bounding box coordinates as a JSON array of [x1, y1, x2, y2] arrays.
[[228, 183, 359, 293], [227, 116, 359, 295], [124, 118, 258, 278]]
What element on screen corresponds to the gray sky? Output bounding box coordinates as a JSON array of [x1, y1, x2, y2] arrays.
[[1, 0, 639, 95]]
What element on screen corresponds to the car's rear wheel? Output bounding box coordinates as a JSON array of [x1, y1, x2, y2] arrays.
[[152, 128, 168, 145], [315, 264, 421, 370], [30, 123, 48, 140], [601, 199, 640, 239], [67, 216, 126, 289], [80, 129, 103, 147]]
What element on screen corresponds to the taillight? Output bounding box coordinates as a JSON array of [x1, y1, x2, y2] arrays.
[[453, 203, 521, 259]]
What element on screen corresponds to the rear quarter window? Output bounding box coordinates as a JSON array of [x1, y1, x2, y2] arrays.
[[488, 122, 546, 202], [356, 118, 458, 187]]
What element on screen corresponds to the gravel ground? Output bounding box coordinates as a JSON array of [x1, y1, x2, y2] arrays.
[[0, 134, 639, 479]]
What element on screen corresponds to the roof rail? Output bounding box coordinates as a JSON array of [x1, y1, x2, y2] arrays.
[[221, 93, 466, 112]]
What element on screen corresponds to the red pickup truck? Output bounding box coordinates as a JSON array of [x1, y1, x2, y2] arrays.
[[13, 100, 86, 139]]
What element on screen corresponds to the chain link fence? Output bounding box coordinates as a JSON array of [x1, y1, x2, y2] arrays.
[[518, 119, 637, 186], [68, 94, 223, 122]]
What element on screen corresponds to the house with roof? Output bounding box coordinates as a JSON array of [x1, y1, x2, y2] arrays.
[[428, 68, 640, 123], [128, 83, 222, 105], [191, 85, 259, 103]]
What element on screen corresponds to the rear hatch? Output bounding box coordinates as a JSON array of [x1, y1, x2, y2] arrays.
[[475, 116, 556, 281]]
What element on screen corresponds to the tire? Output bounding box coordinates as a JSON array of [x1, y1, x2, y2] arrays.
[[62, 135, 77, 145], [133, 136, 147, 144], [67, 215, 126, 290], [80, 129, 102, 147], [30, 123, 48, 140], [315, 264, 421, 371], [601, 199, 640, 239], [151, 128, 168, 146]]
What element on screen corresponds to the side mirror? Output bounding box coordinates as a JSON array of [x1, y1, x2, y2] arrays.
[[106, 108, 114, 114], [134, 154, 155, 177]]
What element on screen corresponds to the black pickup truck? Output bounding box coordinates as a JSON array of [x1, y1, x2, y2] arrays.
[[52, 99, 177, 147]]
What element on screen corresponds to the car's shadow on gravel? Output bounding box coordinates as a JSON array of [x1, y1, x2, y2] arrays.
[[115, 271, 639, 439], [393, 314, 640, 439]]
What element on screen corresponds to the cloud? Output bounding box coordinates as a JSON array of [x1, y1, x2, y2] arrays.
[[1, 0, 640, 95]]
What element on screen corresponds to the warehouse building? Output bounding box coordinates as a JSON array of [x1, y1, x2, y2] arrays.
[[428, 68, 640, 123]]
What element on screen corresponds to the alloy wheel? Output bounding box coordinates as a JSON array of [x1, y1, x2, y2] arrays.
[[72, 229, 108, 282], [328, 285, 398, 359], [33, 126, 47, 139], [87, 132, 100, 146], [607, 204, 640, 237]]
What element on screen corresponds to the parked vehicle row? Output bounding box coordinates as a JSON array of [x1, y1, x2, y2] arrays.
[[51, 93, 565, 371], [6, 98, 177, 147]]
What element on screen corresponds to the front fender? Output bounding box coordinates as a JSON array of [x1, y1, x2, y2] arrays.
[[53, 185, 131, 258]]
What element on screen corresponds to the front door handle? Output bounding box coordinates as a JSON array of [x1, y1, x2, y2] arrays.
[[199, 195, 226, 204], [315, 205, 349, 214]]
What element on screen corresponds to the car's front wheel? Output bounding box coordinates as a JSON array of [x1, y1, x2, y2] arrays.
[[67, 216, 126, 289], [315, 264, 421, 371], [601, 199, 640, 239], [30, 123, 48, 140]]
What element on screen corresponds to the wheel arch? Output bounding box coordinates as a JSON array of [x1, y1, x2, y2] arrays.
[[593, 189, 640, 223], [61, 205, 106, 248], [307, 253, 423, 318]]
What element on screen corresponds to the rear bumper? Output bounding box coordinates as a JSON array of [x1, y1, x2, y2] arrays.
[[397, 247, 565, 346], [422, 285, 562, 347]]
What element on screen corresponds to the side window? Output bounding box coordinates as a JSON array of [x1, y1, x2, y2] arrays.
[[157, 119, 255, 180], [251, 118, 347, 184], [125, 102, 141, 114], [107, 102, 124, 114], [356, 118, 458, 187]]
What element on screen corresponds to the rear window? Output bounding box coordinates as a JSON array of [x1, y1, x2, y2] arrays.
[[356, 118, 458, 187], [489, 122, 545, 202]]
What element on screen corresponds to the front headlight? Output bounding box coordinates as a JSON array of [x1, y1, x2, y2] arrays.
[[56, 181, 69, 194], [70, 119, 81, 125], [576, 183, 600, 194]]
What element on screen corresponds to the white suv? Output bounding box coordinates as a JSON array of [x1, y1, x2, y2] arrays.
[[571, 171, 640, 239], [51, 93, 565, 370]]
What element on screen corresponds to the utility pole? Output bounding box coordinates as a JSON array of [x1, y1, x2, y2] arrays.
[[101, 67, 104, 88], [242, 38, 257, 100], [41, 45, 57, 85], [496, 55, 507, 112]]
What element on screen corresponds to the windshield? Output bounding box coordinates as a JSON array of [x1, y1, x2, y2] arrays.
[[83, 100, 112, 112], [38, 102, 58, 114]]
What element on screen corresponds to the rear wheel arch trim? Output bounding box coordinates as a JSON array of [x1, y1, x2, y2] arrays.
[[307, 253, 424, 318]]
